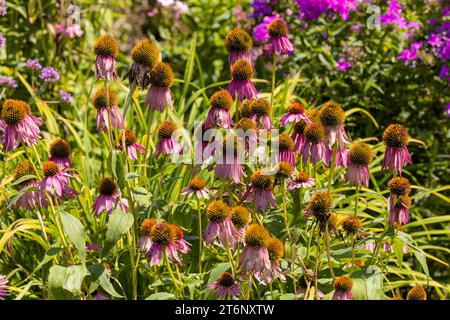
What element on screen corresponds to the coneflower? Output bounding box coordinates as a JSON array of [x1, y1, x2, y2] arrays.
[[387, 177, 412, 227], [39, 160, 77, 202], [204, 90, 234, 129], [169, 223, 191, 254], [258, 237, 286, 284], [227, 59, 257, 102], [204, 200, 241, 248], [288, 171, 315, 190], [300, 122, 332, 166], [291, 120, 307, 153], [280, 102, 311, 127], [139, 218, 157, 253], [239, 99, 253, 118], [11, 160, 40, 210], [181, 176, 211, 199], [225, 28, 253, 69], [145, 62, 174, 111], [214, 136, 246, 184], [125, 38, 160, 88], [92, 177, 128, 216], [342, 215, 362, 236], [332, 276, 353, 300], [276, 133, 295, 166], [93, 34, 118, 81], [234, 118, 258, 151], [266, 18, 294, 55], [155, 120, 182, 157], [382, 124, 412, 175], [0, 99, 42, 151], [208, 272, 242, 298], [305, 191, 333, 231], [230, 205, 252, 238], [118, 128, 145, 160], [319, 100, 350, 156], [91, 87, 124, 133], [146, 222, 186, 266], [275, 161, 294, 183], [249, 98, 274, 129], [49, 138, 72, 169], [238, 224, 271, 278], [243, 169, 276, 211], [406, 285, 427, 300], [347, 142, 373, 187]]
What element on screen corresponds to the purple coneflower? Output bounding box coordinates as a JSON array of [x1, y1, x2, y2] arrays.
[[305, 191, 332, 232], [227, 59, 257, 102], [208, 272, 242, 298], [332, 276, 353, 300], [234, 118, 258, 152], [146, 222, 185, 266], [243, 170, 276, 212], [118, 129, 145, 161], [257, 237, 285, 284], [39, 67, 60, 83], [291, 120, 307, 153], [266, 18, 294, 55], [276, 133, 295, 167], [170, 223, 191, 254], [334, 146, 349, 168], [230, 205, 252, 239], [387, 177, 412, 227], [0, 275, 9, 300], [275, 161, 294, 185], [39, 161, 77, 200], [347, 142, 373, 187], [91, 87, 124, 133], [155, 120, 182, 157], [239, 99, 253, 118], [204, 200, 241, 248], [225, 28, 254, 68], [288, 171, 314, 191], [49, 138, 72, 169], [238, 224, 271, 278], [181, 176, 211, 199], [300, 122, 332, 166], [93, 35, 118, 81], [145, 62, 174, 111], [11, 160, 41, 210], [407, 285, 427, 300], [319, 100, 350, 150], [25, 59, 42, 71], [382, 124, 412, 175], [92, 177, 127, 216], [0, 99, 42, 151], [214, 137, 246, 184], [280, 102, 311, 127], [249, 98, 274, 129], [204, 90, 234, 129], [126, 38, 160, 88], [139, 218, 157, 253]]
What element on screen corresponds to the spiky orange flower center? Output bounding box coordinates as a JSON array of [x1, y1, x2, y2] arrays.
[[278, 133, 294, 151], [91, 87, 118, 109], [206, 200, 231, 222], [14, 160, 37, 187], [349, 142, 373, 165], [244, 224, 270, 248], [150, 222, 176, 245], [169, 224, 184, 240], [49, 138, 71, 158], [230, 206, 251, 229], [188, 177, 206, 191], [148, 62, 174, 88], [251, 98, 271, 116], [157, 120, 177, 139], [231, 59, 253, 80], [218, 272, 235, 287], [304, 123, 325, 144], [308, 191, 332, 216], [276, 161, 294, 179], [239, 99, 253, 118], [293, 120, 307, 135], [250, 170, 273, 190], [225, 28, 253, 53], [319, 100, 345, 127], [140, 218, 157, 236], [99, 177, 118, 196], [210, 90, 233, 110], [333, 276, 353, 292], [1, 99, 31, 115], [268, 19, 288, 38], [406, 285, 427, 300], [267, 238, 284, 263], [131, 38, 159, 67], [94, 34, 119, 57], [388, 177, 411, 196], [342, 215, 362, 234], [42, 161, 59, 177], [1, 102, 26, 125], [235, 118, 257, 131], [295, 172, 310, 183], [383, 124, 409, 148], [119, 129, 138, 146], [397, 194, 412, 208], [288, 102, 305, 114]]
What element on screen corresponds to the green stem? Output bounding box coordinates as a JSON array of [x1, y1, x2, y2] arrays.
[[354, 185, 359, 217], [270, 53, 277, 105], [281, 180, 291, 239], [327, 142, 338, 193], [197, 197, 203, 274], [324, 222, 335, 280], [224, 241, 236, 274], [164, 249, 181, 293]]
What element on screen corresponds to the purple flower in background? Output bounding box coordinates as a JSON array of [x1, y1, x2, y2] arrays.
[[428, 33, 443, 47], [336, 57, 351, 72], [250, 0, 274, 19], [253, 15, 278, 42], [429, 18, 438, 25], [0, 0, 6, 16], [397, 42, 422, 66], [381, 0, 404, 25], [443, 6, 450, 17], [0, 33, 5, 48], [439, 65, 449, 80], [295, 0, 358, 21], [445, 103, 450, 118], [25, 59, 42, 71], [39, 67, 60, 83], [58, 90, 73, 103], [0, 76, 17, 89]]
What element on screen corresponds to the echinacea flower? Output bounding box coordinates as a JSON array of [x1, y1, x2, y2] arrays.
[[234, 118, 258, 152], [319, 100, 350, 150], [118, 129, 145, 160], [291, 120, 307, 152], [238, 224, 271, 278], [239, 99, 253, 118], [145, 62, 174, 111], [0, 99, 42, 151], [276, 133, 295, 167], [125, 38, 160, 88], [204, 90, 234, 129], [387, 177, 412, 227], [91, 87, 124, 133], [347, 142, 373, 187], [39, 160, 77, 200], [257, 237, 285, 284], [225, 28, 254, 69], [341, 215, 362, 236], [243, 169, 276, 211], [39, 67, 60, 83], [0, 275, 9, 300], [249, 98, 274, 129], [266, 18, 294, 55], [208, 272, 242, 298], [11, 160, 41, 210], [305, 191, 332, 231], [214, 136, 246, 184], [406, 285, 427, 300], [288, 171, 314, 190], [146, 222, 186, 266], [332, 276, 353, 300], [204, 200, 241, 248], [230, 205, 252, 238], [155, 120, 182, 157], [382, 124, 412, 175], [275, 161, 294, 184], [170, 223, 191, 254], [280, 102, 311, 127], [93, 35, 119, 81], [181, 176, 211, 199], [227, 59, 257, 102], [49, 138, 72, 169], [92, 177, 127, 216], [139, 218, 157, 253], [300, 122, 332, 166]]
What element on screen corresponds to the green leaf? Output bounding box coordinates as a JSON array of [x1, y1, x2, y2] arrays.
[[392, 239, 405, 269], [102, 209, 134, 255], [87, 264, 123, 298], [108, 151, 127, 190], [145, 292, 175, 300], [60, 211, 86, 255], [48, 265, 86, 299]]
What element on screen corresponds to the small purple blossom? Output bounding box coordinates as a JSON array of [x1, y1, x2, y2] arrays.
[[58, 90, 73, 103], [0, 76, 17, 89], [250, 0, 275, 19], [253, 15, 278, 42], [39, 67, 60, 83], [445, 103, 450, 118], [25, 60, 42, 71], [336, 57, 351, 72], [397, 42, 422, 66], [0, 32, 5, 48]]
